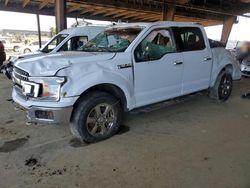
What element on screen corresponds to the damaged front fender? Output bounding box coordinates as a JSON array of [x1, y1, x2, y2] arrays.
[[57, 62, 135, 110]]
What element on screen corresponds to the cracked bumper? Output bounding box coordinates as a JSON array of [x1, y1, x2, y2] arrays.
[[12, 88, 78, 124]]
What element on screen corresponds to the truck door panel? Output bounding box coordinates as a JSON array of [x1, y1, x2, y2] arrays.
[[133, 28, 184, 107], [178, 27, 213, 94]]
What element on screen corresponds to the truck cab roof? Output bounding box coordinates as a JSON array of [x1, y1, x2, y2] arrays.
[[59, 25, 106, 36], [107, 22, 201, 30]]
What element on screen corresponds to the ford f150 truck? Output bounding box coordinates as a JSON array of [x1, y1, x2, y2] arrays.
[[12, 22, 241, 143]]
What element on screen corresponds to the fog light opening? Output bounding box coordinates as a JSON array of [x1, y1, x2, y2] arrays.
[[35, 110, 54, 120]]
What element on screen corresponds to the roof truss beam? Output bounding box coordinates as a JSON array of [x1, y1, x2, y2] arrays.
[[39, 0, 51, 10], [23, 0, 30, 8]]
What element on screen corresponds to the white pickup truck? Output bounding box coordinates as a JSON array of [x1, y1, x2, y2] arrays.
[[10, 25, 105, 62], [12, 22, 241, 143], [1, 25, 105, 79]]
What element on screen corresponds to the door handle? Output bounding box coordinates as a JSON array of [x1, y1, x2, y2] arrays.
[[204, 57, 212, 61], [174, 61, 183, 65]]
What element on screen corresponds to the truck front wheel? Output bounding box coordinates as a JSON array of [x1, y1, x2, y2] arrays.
[[209, 71, 233, 101], [70, 92, 122, 143]]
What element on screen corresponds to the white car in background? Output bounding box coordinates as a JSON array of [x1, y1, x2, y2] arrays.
[[10, 25, 106, 62], [20, 41, 48, 53], [1, 39, 22, 52], [1, 25, 106, 79], [241, 56, 250, 77]]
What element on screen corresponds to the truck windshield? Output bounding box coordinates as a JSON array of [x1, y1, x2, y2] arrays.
[[79, 27, 143, 52], [41, 34, 68, 53]]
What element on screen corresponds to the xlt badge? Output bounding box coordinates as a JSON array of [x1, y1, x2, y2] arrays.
[[117, 63, 132, 69]]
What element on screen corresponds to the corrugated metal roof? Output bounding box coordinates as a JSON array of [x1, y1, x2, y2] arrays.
[[0, 0, 249, 26]]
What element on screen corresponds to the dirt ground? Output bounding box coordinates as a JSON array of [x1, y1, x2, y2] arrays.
[[0, 74, 250, 188]]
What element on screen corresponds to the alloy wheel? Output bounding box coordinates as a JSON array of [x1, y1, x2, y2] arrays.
[[86, 103, 116, 136]]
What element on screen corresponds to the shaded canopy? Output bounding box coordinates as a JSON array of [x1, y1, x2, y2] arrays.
[[1, 0, 250, 26]]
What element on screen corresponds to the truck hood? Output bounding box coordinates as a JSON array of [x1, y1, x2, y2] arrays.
[[11, 51, 43, 63], [15, 51, 116, 76]]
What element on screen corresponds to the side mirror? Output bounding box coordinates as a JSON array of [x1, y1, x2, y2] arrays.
[[135, 45, 151, 62], [141, 46, 151, 61]]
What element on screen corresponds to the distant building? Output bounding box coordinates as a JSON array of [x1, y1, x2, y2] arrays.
[[0, 29, 51, 37]]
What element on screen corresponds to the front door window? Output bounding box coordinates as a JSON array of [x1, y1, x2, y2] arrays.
[[135, 29, 176, 62]]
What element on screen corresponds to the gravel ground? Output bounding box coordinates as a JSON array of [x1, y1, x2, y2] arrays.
[[0, 74, 250, 188]]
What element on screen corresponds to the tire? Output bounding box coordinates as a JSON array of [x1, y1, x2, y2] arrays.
[[70, 92, 122, 143], [209, 71, 233, 101], [13, 46, 19, 52], [24, 48, 31, 53]]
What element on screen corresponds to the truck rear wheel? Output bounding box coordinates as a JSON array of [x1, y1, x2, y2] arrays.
[[70, 92, 122, 143], [24, 48, 31, 53], [209, 71, 233, 101]]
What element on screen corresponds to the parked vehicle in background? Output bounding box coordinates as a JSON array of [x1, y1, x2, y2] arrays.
[[11, 22, 241, 143], [240, 55, 250, 77], [20, 41, 48, 53], [0, 39, 22, 52], [10, 25, 105, 63], [0, 40, 6, 66], [230, 41, 250, 61], [1, 25, 106, 79], [228, 41, 250, 77]]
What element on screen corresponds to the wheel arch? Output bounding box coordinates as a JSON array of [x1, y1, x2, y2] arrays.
[[210, 64, 233, 87], [72, 83, 128, 113], [222, 64, 233, 74], [24, 48, 31, 53]]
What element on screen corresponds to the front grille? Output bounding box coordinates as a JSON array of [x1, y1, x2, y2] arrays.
[[14, 67, 29, 77], [14, 72, 29, 81], [12, 66, 30, 98], [13, 66, 29, 82], [12, 67, 40, 99]]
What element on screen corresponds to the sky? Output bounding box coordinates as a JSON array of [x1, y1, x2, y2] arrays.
[[0, 11, 111, 31], [0, 11, 250, 41], [205, 16, 250, 41]]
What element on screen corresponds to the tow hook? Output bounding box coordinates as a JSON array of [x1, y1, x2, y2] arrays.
[[11, 100, 24, 111]]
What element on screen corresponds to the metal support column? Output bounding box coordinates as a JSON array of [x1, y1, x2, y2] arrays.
[[162, 1, 175, 21], [55, 0, 67, 33], [221, 16, 236, 43], [36, 14, 42, 49]]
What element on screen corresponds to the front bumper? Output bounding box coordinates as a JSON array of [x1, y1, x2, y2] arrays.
[[12, 89, 78, 124], [14, 102, 73, 124]]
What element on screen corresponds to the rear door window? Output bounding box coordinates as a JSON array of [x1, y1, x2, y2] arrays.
[[173, 27, 206, 52]]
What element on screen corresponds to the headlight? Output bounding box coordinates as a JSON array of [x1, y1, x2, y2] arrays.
[[28, 77, 66, 101], [242, 60, 250, 66]]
